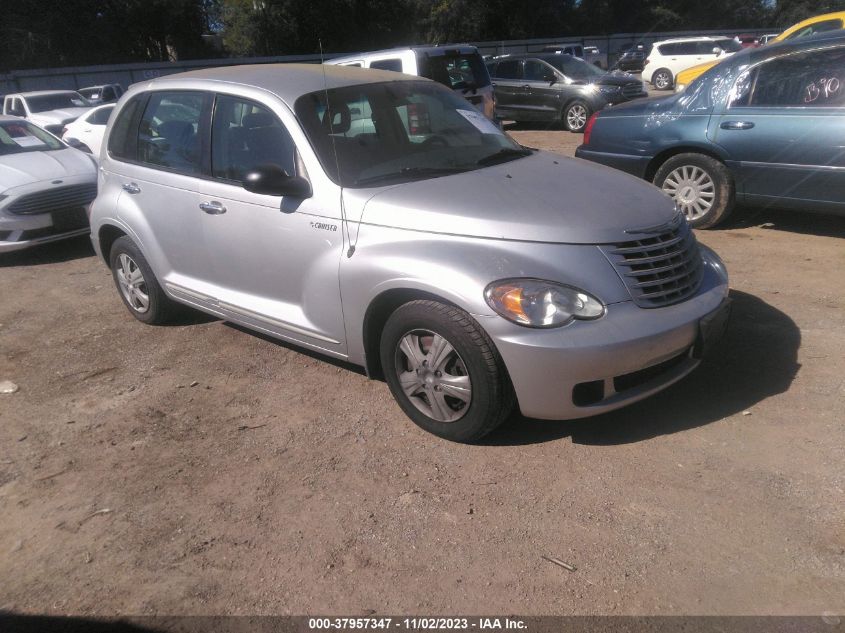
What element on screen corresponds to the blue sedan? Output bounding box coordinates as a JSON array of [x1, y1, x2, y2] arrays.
[[575, 31, 845, 228]]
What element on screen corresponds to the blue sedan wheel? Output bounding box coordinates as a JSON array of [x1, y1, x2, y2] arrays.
[[654, 153, 735, 228]]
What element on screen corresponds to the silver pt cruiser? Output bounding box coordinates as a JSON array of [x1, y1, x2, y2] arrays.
[[89, 64, 731, 442]]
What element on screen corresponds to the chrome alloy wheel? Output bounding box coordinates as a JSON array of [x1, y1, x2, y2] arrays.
[[661, 165, 716, 221], [654, 71, 671, 90], [566, 104, 588, 131], [394, 329, 472, 423], [116, 253, 150, 313]]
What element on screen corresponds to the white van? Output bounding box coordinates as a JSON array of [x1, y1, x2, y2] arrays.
[[326, 45, 495, 119], [642, 36, 743, 89]]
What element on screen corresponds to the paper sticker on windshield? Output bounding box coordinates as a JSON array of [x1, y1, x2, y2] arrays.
[[456, 109, 503, 135], [13, 135, 47, 148]]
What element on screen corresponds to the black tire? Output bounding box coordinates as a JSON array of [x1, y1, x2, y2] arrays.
[[652, 68, 673, 90], [653, 153, 735, 229], [109, 236, 178, 324], [380, 300, 515, 443], [563, 100, 591, 133]]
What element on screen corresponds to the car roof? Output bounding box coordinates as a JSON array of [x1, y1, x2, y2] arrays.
[[653, 36, 729, 44], [138, 63, 426, 105], [494, 52, 579, 61], [328, 44, 479, 64], [701, 30, 845, 77], [7, 90, 82, 97], [779, 10, 845, 37]]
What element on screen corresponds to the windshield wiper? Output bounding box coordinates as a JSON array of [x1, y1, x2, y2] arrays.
[[354, 166, 469, 187], [476, 147, 533, 166]]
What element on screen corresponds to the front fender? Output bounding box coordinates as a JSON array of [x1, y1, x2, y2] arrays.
[[339, 224, 630, 367]]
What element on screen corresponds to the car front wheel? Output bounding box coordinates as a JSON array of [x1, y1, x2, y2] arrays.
[[380, 300, 515, 443], [653, 153, 735, 228]]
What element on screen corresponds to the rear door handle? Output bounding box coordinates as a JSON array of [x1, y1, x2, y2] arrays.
[[199, 201, 227, 215], [720, 121, 755, 130], [121, 182, 141, 194]]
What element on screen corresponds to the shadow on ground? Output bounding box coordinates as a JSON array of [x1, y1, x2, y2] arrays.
[[0, 235, 95, 268], [483, 289, 801, 446], [727, 207, 845, 239]]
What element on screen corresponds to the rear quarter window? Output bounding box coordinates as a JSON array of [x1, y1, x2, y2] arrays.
[[107, 94, 147, 161], [370, 58, 404, 72]]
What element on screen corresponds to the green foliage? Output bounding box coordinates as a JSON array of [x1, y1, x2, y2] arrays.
[[2, 0, 840, 70]]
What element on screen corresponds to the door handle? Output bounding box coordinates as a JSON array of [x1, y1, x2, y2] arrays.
[[199, 201, 227, 215], [121, 182, 141, 194], [720, 121, 755, 130]]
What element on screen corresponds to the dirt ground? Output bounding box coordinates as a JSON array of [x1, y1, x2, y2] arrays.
[[1, 129, 843, 617]]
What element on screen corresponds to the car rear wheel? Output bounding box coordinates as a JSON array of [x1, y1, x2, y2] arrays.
[[652, 69, 673, 90], [654, 153, 735, 228], [109, 236, 178, 324], [564, 101, 591, 132], [380, 300, 515, 443]]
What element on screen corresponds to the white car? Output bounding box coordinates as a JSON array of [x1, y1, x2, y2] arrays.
[[62, 104, 114, 156], [642, 36, 743, 89], [2, 90, 93, 136], [0, 116, 97, 253]]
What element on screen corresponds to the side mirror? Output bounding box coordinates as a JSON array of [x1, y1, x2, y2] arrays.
[[243, 164, 312, 198]]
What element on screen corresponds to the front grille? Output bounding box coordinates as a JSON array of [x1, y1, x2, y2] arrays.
[[621, 82, 644, 99], [601, 215, 704, 308], [8, 183, 97, 215]]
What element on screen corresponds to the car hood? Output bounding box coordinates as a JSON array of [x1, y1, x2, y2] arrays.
[[29, 107, 91, 125], [595, 72, 642, 87], [0, 148, 96, 192], [348, 151, 677, 244]]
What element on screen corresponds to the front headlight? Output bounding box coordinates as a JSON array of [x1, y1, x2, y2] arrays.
[[484, 279, 605, 328], [598, 85, 620, 94]]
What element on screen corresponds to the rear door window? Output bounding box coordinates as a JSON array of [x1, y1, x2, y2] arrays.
[[729, 47, 845, 108], [137, 91, 210, 174], [491, 60, 522, 80], [417, 52, 492, 89]]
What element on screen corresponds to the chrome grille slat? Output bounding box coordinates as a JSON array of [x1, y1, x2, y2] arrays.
[[600, 216, 704, 309], [625, 252, 695, 277], [610, 233, 686, 254], [8, 183, 97, 215]]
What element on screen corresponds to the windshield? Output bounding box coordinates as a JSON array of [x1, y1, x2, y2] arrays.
[[544, 55, 605, 79], [294, 80, 528, 188], [0, 120, 64, 155], [26, 92, 89, 112], [716, 39, 744, 53], [417, 52, 492, 91]]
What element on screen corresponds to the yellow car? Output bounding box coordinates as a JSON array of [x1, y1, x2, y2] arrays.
[[673, 10, 845, 92]]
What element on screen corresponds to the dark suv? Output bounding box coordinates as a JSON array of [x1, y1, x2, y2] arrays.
[[614, 44, 648, 72], [486, 53, 647, 131]]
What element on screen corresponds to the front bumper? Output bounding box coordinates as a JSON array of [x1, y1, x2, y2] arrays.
[[574, 146, 651, 180], [0, 174, 94, 253], [479, 247, 729, 420]]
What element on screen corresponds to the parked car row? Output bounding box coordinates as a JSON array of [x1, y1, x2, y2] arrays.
[[3, 18, 840, 443]]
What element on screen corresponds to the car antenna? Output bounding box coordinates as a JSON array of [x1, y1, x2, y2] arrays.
[[320, 39, 356, 258]]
